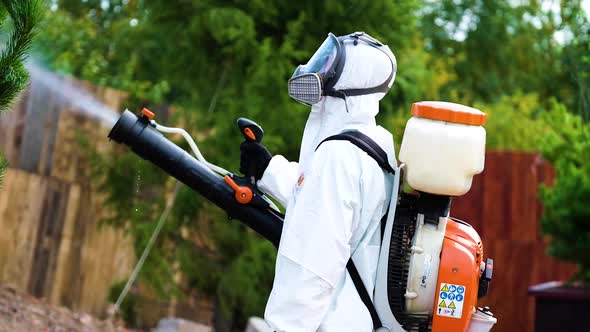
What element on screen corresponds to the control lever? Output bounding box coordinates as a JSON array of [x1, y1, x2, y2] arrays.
[[237, 117, 265, 184], [237, 117, 264, 143], [223, 118, 278, 211]]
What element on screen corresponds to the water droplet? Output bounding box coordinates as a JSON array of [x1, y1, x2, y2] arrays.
[[135, 169, 142, 214], [136, 169, 141, 194]]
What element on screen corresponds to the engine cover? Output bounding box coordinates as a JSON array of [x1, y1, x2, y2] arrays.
[[431, 218, 484, 332]]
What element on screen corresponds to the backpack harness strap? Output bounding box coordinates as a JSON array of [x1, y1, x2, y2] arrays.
[[316, 131, 396, 175], [315, 130, 395, 331]]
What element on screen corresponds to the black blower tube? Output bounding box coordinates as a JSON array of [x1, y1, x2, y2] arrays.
[[108, 110, 283, 247]]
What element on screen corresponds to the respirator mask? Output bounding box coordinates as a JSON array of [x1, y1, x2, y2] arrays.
[[287, 32, 397, 106]]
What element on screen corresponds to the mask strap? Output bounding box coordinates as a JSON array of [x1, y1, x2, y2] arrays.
[[323, 88, 351, 112], [332, 66, 395, 97]]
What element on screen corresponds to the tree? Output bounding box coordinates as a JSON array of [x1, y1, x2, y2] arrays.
[[0, 0, 43, 185], [539, 102, 590, 282], [420, 0, 577, 107], [560, 1, 590, 120]]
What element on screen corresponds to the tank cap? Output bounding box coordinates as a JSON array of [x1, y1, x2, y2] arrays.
[[411, 101, 486, 126]]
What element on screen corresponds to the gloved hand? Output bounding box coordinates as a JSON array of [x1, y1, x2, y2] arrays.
[[240, 141, 272, 180]]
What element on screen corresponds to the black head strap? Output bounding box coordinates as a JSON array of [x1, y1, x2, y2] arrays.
[[323, 33, 396, 99], [325, 66, 395, 98]]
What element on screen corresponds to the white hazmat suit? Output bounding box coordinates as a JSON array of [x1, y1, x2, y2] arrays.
[[259, 38, 398, 332]]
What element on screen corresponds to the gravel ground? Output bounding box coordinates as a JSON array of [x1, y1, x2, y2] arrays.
[[0, 285, 132, 332]]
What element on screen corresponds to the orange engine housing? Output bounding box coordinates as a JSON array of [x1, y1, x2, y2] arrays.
[[431, 218, 483, 332]]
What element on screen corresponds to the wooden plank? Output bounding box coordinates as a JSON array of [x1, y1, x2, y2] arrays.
[[50, 110, 82, 183], [17, 80, 52, 172], [509, 153, 525, 241], [75, 187, 135, 315], [49, 183, 82, 306], [37, 92, 60, 176], [28, 179, 70, 298], [481, 152, 513, 240], [0, 169, 47, 291], [523, 154, 542, 243], [509, 153, 541, 243], [452, 171, 484, 230]]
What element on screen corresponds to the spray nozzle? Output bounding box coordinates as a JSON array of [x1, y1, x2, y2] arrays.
[[114, 109, 280, 212]]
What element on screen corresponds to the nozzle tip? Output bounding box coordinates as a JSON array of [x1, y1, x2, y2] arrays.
[[108, 110, 139, 144]]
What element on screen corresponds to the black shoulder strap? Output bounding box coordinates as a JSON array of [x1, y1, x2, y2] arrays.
[[315, 131, 395, 174], [316, 130, 396, 330], [346, 260, 383, 330]]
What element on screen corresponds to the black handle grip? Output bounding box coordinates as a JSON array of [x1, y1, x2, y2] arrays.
[[237, 117, 264, 143]]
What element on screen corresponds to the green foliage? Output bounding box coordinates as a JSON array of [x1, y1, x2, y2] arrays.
[[539, 104, 590, 282], [0, 0, 43, 111], [33, 4, 169, 102], [217, 239, 276, 328], [560, 0, 590, 120], [475, 94, 554, 151], [35, 0, 590, 327], [0, 0, 42, 184], [390, 94, 573, 153]]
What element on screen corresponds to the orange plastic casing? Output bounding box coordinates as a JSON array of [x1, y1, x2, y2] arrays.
[[431, 219, 483, 332]]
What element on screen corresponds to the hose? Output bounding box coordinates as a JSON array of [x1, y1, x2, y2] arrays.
[[153, 122, 230, 176], [112, 181, 181, 316], [152, 121, 280, 212]]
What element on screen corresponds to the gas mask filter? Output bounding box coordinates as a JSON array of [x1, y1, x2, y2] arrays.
[[287, 73, 323, 105]]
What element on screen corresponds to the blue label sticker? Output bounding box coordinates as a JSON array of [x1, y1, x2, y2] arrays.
[[438, 283, 466, 319]]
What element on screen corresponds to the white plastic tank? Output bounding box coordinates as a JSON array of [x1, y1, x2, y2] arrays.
[[399, 101, 486, 196]]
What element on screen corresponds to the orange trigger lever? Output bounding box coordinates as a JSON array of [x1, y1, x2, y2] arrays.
[[244, 127, 256, 141], [224, 175, 253, 204]]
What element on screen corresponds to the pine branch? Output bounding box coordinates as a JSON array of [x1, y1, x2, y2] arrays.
[[0, 0, 43, 112]]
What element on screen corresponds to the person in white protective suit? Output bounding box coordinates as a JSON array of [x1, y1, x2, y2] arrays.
[[239, 32, 398, 332]]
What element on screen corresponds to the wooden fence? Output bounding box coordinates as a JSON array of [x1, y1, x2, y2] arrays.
[[453, 152, 577, 332], [0, 75, 136, 316]]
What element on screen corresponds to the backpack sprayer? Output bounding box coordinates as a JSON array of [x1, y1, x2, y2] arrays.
[[108, 102, 496, 332]]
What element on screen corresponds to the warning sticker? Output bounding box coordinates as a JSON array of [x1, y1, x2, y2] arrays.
[[436, 283, 466, 319]]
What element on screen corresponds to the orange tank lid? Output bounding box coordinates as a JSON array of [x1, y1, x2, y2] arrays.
[[411, 101, 486, 126]]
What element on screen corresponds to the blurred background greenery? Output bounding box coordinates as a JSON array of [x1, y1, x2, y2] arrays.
[[5, 0, 587, 329]]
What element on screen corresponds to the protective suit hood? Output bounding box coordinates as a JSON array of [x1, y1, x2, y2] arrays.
[[298, 39, 397, 169]]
